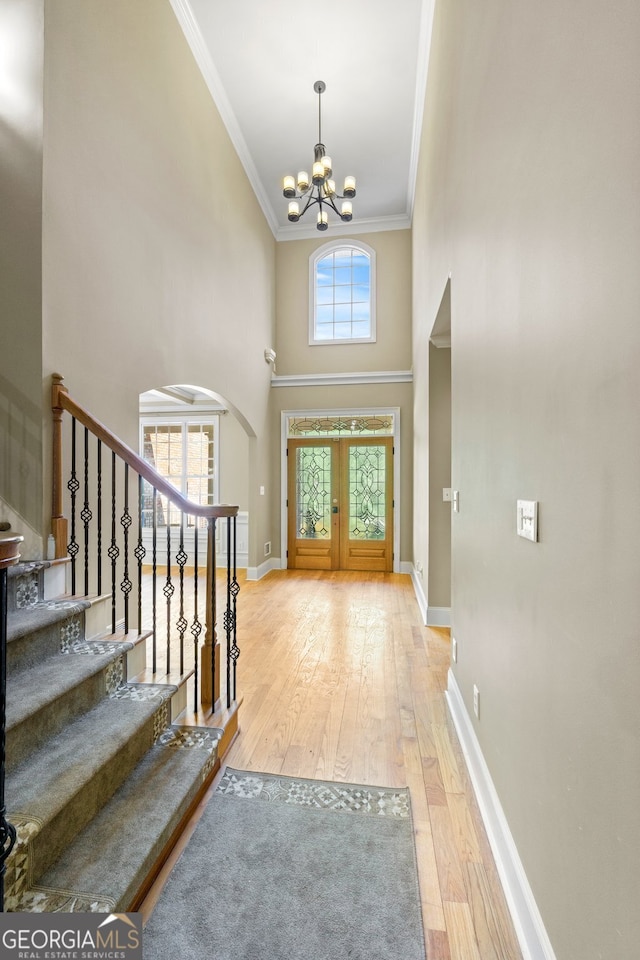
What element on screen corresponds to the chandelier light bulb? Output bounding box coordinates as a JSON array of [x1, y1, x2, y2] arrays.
[[340, 200, 353, 221], [317, 209, 328, 231], [343, 176, 356, 198], [283, 175, 296, 198], [297, 171, 309, 192], [321, 156, 332, 178], [312, 161, 325, 186], [323, 179, 336, 198], [288, 201, 300, 222]]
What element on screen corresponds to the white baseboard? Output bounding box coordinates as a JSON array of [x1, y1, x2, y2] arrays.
[[446, 670, 557, 960], [427, 605, 451, 627], [410, 567, 428, 624], [246, 556, 281, 581]]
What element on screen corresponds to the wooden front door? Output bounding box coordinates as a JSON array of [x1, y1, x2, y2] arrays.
[[287, 437, 393, 572]]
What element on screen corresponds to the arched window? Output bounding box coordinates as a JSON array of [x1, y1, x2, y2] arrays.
[[309, 240, 376, 345]]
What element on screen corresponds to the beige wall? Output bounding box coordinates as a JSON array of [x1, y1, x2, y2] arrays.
[[0, 0, 44, 543], [273, 229, 413, 563], [41, 0, 275, 567], [413, 1, 640, 958], [275, 230, 412, 375]]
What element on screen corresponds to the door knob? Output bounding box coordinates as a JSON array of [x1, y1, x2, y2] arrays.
[[332, 506, 339, 513]]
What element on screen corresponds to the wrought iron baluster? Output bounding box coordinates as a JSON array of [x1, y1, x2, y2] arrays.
[[152, 488, 157, 673], [176, 514, 187, 677], [134, 475, 146, 635], [225, 518, 232, 706], [107, 451, 120, 634], [67, 417, 79, 595], [226, 515, 241, 707], [164, 523, 174, 674], [81, 426, 92, 597], [120, 463, 132, 634], [209, 517, 217, 713], [191, 525, 201, 712], [97, 439, 102, 596]]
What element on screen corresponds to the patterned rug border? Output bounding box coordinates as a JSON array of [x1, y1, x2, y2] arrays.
[[216, 767, 412, 820]]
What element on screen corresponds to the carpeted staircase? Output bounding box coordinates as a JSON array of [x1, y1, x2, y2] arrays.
[[4, 558, 222, 912]]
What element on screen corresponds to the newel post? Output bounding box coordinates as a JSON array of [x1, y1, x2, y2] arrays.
[[200, 517, 220, 709], [51, 374, 69, 560]]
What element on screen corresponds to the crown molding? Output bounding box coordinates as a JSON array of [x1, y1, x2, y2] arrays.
[[271, 370, 413, 388], [276, 213, 411, 243], [407, 0, 436, 219], [169, 0, 279, 236]]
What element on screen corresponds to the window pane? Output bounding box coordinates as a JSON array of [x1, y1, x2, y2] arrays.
[[334, 322, 353, 339], [352, 284, 369, 303], [352, 302, 370, 323], [315, 323, 335, 340], [317, 259, 334, 284], [334, 266, 352, 286], [352, 319, 371, 338], [333, 286, 351, 304], [317, 285, 334, 305], [334, 303, 352, 324], [316, 304, 334, 324]]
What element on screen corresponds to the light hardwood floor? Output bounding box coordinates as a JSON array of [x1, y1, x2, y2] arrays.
[[143, 569, 523, 960]]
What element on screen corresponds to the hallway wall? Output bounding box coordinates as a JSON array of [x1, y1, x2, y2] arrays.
[[413, 1, 640, 958], [0, 0, 44, 542], [41, 0, 276, 567]]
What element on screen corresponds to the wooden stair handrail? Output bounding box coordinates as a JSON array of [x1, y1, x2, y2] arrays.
[[0, 536, 22, 570], [52, 375, 237, 521]]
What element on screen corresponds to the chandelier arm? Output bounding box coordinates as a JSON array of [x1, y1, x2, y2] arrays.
[[323, 195, 344, 217], [298, 193, 320, 217]]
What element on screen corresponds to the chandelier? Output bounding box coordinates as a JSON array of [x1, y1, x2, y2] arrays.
[[282, 81, 356, 231]]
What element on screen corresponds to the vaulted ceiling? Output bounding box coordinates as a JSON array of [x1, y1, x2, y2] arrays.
[[170, 0, 434, 240]]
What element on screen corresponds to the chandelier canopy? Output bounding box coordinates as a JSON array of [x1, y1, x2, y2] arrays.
[[282, 81, 356, 231]]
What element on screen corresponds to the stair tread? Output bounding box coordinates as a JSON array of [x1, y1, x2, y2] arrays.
[[18, 726, 221, 912], [7, 598, 91, 643]]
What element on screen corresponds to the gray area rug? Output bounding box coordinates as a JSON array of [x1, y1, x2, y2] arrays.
[[143, 767, 427, 960]]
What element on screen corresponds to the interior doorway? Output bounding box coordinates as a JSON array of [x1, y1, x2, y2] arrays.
[[287, 436, 394, 572]]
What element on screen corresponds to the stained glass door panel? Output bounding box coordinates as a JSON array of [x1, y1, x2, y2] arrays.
[[340, 438, 393, 572]]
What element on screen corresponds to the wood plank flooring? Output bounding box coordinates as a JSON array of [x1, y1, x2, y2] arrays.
[[144, 569, 523, 960]]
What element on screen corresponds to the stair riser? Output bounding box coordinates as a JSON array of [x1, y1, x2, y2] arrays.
[[8, 612, 87, 674], [7, 566, 44, 614]]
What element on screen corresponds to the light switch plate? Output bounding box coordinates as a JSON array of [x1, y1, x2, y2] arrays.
[[516, 500, 538, 541]]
